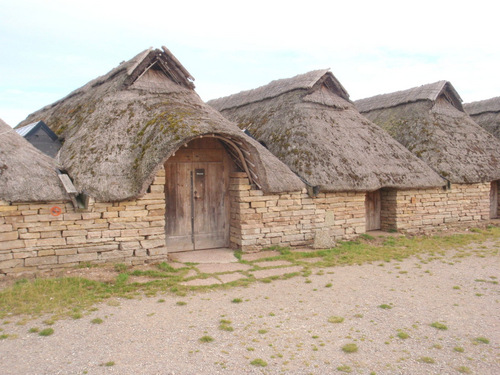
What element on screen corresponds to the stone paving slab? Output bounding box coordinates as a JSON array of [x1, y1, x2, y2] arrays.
[[250, 266, 303, 279], [217, 273, 247, 284], [241, 250, 280, 261], [253, 260, 293, 268], [180, 277, 221, 286], [167, 262, 187, 269], [299, 257, 324, 263], [169, 249, 237, 264], [195, 263, 252, 274], [184, 269, 198, 279]]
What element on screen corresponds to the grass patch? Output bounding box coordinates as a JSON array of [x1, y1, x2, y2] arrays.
[[337, 365, 352, 373], [199, 335, 214, 343], [378, 304, 392, 309], [231, 298, 243, 303], [457, 366, 472, 374], [418, 356, 435, 364], [328, 316, 344, 324], [91, 318, 103, 324], [39, 328, 54, 336], [176, 301, 187, 306], [430, 322, 448, 330], [341, 343, 358, 353], [473, 336, 489, 344], [250, 358, 268, 367], [219, 319, 234, 331], [454, 346, 465, 353], [397, 331, 409, 339]]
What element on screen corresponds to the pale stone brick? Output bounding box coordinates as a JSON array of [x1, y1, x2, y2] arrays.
[[25, 255, 58, 266], [0, 240, 25, 251]]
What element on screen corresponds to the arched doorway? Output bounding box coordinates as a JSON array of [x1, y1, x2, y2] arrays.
[[164, 137, 237, 252]]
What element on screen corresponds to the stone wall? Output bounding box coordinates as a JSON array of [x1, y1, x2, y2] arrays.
[[0, 170, 166, 276], [229, 172, 366, 251], [380, 183, 491, 232], [1, 170, 496, 276]]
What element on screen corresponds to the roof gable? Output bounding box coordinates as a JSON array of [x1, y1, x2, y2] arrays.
[[355, 81, 463, 113], [464, 96, 500, 115], [15, 120, 58, 140], [123, 46, 195, 90], [208, 70, 350, 111]]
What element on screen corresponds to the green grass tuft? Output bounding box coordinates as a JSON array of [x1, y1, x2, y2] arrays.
[[250, 358, 268, 367], [341, 343, 358, 353], [39, 328, 54, 336], [328, 316, 344, 324], [430, 322, 448, 330]]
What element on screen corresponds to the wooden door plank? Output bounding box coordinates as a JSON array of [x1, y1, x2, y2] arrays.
[[365, 190, 381, 231], [490, 181, 498, 219]]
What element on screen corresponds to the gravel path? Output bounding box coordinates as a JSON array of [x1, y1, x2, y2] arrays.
[[1, 250, 499, 374]]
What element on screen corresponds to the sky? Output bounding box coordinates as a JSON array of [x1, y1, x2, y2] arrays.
[[1, 0, 499, 127]]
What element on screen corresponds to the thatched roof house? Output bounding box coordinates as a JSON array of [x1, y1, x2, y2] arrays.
[[355, 81, 500, 184], [0, 118, 69, 202], [17, 47, 303, 201], [464, 96, 500, 139], [208, 70, 444, 192]]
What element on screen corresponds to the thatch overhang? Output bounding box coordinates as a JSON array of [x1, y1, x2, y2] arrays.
[[355, 82, 500, 184], [16, 47, 304, 201], [464, 96, 500, 139], [208, 70, 445, 192], [0, 118, 70, 202]]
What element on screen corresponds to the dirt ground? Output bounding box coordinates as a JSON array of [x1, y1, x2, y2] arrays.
[[1, 247, 499, 374]]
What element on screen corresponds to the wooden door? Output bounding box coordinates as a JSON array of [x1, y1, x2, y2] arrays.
[[490, 181, 498, 219], [365, 190, 381, 231], [165, 138, 232, 251]]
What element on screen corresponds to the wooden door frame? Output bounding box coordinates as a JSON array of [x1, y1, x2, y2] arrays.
[[164, 137, 236, 252]]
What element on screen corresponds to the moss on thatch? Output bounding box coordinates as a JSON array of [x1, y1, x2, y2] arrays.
[[209, 71, 445, 192], [16, 48, 304, 201], [356, 82, 500, 184]]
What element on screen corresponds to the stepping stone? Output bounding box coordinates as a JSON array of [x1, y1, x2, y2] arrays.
[[218, 273, 247, 284], [169, 248, 237, 264], [184, 269, 198, 279], [241, 251, 280, 261], [196, 263, 252, 274], [254, 260, 293, 268], [251, 266, 303, 279], [300, 257, 323, 263], [180, 277, 221, 286], [167, 262, 186, 269]]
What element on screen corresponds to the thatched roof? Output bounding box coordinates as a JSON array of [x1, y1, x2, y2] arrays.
[[356, 82, 500, 184], [16, 47, 304, 201], [208, 70, 445, 192], [464, 97, 500, 139], [0, 118, 69, 202]]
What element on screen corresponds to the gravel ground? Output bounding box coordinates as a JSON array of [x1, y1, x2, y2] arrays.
[[1, 250, 499, 374]]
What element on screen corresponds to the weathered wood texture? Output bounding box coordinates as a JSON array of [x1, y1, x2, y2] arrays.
[[365, 190, 381, 231], [165, 138, 234, 251]]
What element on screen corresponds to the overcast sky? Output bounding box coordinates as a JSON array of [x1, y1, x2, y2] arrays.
[[1, 0, 499, 126]]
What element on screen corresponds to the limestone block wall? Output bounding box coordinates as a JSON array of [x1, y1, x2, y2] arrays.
[[229, 172, 366, 251], [380, 183, 491, 232], [0, 170, 166, 276]]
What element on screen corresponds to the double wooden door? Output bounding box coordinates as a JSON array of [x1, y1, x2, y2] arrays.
[[165, 138, 232, 252]]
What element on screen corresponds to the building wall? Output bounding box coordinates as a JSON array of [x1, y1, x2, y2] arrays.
[[0, 170, 166, 276], [0, 171, 494, 276], [380, 183, 491, 232], [229, 172, 366, 251]]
